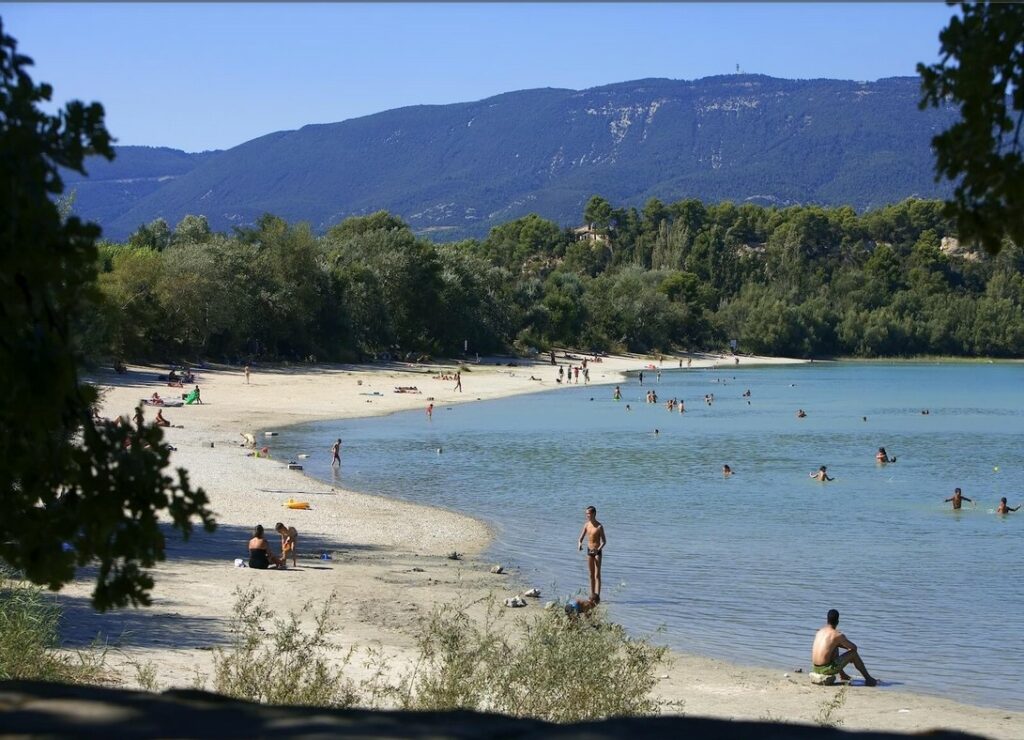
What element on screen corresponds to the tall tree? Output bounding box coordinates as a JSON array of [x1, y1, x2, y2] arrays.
[[919, 2, 1024, 255], [0, 20, 214, 610]]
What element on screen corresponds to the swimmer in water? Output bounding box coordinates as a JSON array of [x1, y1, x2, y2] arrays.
[[797, 409, 807, 418], [613, 385, 621, 400], [722, 464, 733, 477], [996, 497, 1020, 515], [876, 447, 896, 463], [811, 465, 834, 482], [945, 488, 971, 510]]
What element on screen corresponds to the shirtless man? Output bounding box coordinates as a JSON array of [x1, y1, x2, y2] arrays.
[[996, 497, 1020, 515], [945, 487, 972, 510], [577, 506, 606, 598], [811, 465, 834, 482], [331, 438, 342, 467], [811, 609, 877, 686], [876, 447, 895, 463]]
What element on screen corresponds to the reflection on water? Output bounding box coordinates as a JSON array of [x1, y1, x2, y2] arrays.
[[276, 363, 1024, 711]]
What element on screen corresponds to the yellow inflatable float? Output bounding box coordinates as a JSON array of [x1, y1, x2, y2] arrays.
[[284, 499, 310, 510]]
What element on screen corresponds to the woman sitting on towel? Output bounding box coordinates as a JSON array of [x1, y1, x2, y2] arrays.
[[154, 409, 171, 427], [149, 392, 164, 406], [248, 524, 286, 569]]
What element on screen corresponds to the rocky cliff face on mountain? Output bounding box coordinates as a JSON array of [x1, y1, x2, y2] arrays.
[[67, 75, 958, 241]]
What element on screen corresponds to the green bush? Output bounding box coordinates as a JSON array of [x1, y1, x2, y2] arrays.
[[0, 572, 108, 684], [402, 600, 668, 722], [211, 586, 358, 708]]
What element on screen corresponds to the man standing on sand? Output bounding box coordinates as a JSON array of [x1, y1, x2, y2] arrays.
[[244, 363, 251, 384], [577, 506, 606, 598], [945, 487, 972, 510], [454, 371, 462, 392], [331, 438, 342, 467], [812, 609, 878, 686]]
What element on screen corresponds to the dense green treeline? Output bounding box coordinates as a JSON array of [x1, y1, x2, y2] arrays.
[[83, 196, 1024, 364]]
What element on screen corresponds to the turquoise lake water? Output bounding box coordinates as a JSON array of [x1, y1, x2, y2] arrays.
[[275, 363, 1024, 711]]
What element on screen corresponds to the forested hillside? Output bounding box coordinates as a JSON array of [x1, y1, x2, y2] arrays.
[[71, 75, 958, 241], [62, 146, 217, 227], [83, 197, 1024, 364]]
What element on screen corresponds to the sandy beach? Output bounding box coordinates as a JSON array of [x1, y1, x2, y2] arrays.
[[61, 352, 1022, 739]]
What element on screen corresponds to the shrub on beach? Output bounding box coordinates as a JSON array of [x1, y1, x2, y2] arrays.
[[0, 572, 108, 684], [211, 586, 358, 708], [400, 600, 669, 722], [210, 587, 668, 721]]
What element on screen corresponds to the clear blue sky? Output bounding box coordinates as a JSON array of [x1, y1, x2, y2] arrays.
[[3, 3, 958, 152]]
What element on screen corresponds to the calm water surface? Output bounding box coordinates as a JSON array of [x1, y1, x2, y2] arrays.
[[275, 363, 1024, 711]]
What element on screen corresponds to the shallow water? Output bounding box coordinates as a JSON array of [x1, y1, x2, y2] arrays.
[[276, 363, 1024, 711]]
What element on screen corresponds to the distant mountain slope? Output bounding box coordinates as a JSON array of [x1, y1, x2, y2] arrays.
[[74, 75, 957, 241], [63, 146, 218, 228]]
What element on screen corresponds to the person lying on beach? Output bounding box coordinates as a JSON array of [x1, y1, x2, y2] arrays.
[[154, 409, 170, 427], [945, 487, 972, 510], [996, 497, 1020, 515], [811, 608, 877, 686], [564, 593, 600, 618], [577, 506, 606, 598], [876, 447, 896, 463], [810, 465, 834, 482], [248, 524, 285, 569], [275, 522, 299, 567]]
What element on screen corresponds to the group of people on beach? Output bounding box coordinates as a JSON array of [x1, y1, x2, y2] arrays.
[[557, 364, 589, 384], [246, 522, 298, 569]]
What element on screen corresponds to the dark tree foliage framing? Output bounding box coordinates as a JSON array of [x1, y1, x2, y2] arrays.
[[0, 20, 214, 610], [919, 1, 1024, 256]]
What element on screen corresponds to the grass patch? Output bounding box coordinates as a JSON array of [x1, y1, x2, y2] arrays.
[[0, 571, 109, 684]]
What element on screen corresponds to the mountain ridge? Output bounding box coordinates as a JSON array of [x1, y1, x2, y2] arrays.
[[67, 74, 957, 241]]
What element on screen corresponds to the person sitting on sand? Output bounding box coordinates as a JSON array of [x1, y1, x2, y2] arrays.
[[945, 487, 972, 510], [996, 497, 1020, 515], [154, 409, 170, 427], [564, 593, 600, 619], [275, 521, 299, 567], [248, 524, 285, 570], [149, 392, 164, 406], [811, 608, 877, 686], [876, 447, 896, 463], [810, 465, 834, 482]]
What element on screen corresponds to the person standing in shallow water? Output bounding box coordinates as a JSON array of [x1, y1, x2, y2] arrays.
[[997, 497, 1020, 514], [945, 487, 971, 510], [810, 465, 834, 482], [577, 506, 606, 598], [331, 438, 342, 467]]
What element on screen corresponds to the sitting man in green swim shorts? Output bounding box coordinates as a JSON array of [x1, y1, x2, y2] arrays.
[[811, 608, 878, 686]]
